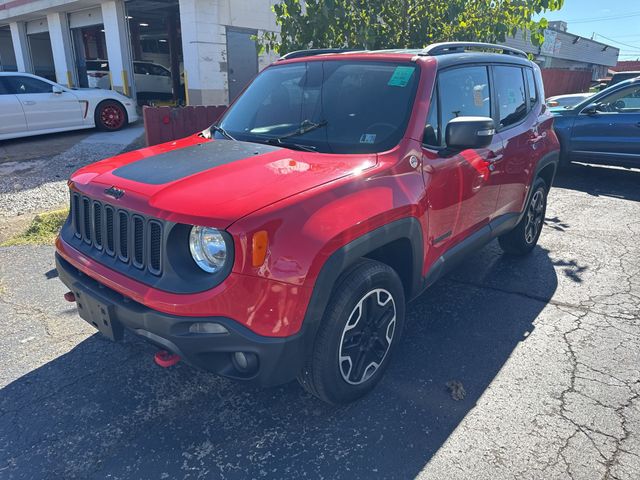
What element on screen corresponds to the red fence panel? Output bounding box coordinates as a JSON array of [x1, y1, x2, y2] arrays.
[[541, 69, 593, 98], [143, 105, 227, 146]]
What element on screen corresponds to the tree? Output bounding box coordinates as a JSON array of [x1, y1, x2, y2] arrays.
[[260, 0, 564, 54]]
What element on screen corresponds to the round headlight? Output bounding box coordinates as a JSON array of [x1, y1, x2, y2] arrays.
[[189, 226, 228, 273]]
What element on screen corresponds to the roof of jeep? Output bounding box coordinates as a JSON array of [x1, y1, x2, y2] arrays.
[[275, 46, 534, 69]]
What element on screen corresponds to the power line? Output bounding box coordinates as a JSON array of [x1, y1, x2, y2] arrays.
[[594, 33, 640, 51], [602, 33, 640, 39], [566, 11, 640, 24]]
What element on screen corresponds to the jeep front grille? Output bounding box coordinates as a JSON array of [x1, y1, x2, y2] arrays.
[[70, 192, 163, 276]]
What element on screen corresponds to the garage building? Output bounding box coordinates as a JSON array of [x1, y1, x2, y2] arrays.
[[0, 0, 280, 105]]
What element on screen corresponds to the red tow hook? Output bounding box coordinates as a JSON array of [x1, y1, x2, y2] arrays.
[[154, 350, 181, 368], [64, 291, 76, 302]]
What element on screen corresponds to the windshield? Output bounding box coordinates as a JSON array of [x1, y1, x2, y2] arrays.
[[217, 60, 420, 154]]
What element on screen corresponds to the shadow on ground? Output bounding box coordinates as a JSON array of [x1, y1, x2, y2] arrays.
[[0, 241, 559, 479], [554, 163, 640, 202], [4, 159, 632, 479]]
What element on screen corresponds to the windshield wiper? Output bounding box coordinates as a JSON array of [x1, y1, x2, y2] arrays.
[[204, 124, 236, 141], [263, 138, 317, 152], [275, 119, 328, 141]]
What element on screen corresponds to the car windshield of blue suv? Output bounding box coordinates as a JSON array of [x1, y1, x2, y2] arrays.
[[216, 60, 420, 154]]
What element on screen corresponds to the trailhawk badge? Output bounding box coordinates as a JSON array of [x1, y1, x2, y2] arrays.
[[104, 186, 125, 199]]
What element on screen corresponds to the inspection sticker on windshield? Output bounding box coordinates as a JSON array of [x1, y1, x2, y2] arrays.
[[360, 133, 376, 144], [388, 66, 415, 87]]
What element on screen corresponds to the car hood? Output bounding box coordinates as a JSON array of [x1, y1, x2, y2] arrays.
[[549, 106, 577, 116], [70, 135, 377, 227]]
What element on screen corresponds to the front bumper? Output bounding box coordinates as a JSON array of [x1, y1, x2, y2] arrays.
[[56, 253, 307, 386]]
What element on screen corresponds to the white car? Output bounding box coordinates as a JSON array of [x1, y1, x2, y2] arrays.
[[86, 59, 174, 104], [0, 72, 138, 141]]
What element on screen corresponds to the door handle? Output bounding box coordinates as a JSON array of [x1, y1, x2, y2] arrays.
[[528, 131, 547, 145], [484, 152, 503, 172], [22, 100, 36, 106], [486, 151, 504, 163]]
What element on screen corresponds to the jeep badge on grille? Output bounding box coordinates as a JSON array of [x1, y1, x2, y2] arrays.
[[104, 186, 125, 199]]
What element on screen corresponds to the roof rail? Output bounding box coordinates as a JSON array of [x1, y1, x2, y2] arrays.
[[421, 42, 528, 59], [278, 48, 361, 60]]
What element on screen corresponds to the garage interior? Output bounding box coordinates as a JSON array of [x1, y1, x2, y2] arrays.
[[125, 0, 184, 104]]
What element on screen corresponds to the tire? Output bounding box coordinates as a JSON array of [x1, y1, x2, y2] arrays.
[[297, 259, 405, 404], [498, 177, 548, 255], [95, 100, 128, 131]]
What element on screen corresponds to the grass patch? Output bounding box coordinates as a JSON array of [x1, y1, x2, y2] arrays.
[[1, 209, 68, 246]]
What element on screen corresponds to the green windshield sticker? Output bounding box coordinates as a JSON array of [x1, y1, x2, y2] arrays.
[[388, 66, 415, 87]]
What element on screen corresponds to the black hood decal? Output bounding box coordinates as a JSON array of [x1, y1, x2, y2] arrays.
[[112, 140, 281, 185]]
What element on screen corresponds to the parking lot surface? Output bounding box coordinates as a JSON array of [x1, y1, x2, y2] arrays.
[[0, 164, 639, 479]]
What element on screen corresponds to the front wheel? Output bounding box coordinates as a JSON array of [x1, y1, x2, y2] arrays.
[[95, 100, 127, 131], [498, 178, 548, 255], [297, 259, 405, 404]]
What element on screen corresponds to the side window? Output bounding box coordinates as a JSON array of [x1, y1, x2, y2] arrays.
[[494, 66, 527, 128], [424, 85, 439, 146], [524, 68, 538, 109], [149, 64, 170, 77], [134, 63, 148, 75], [5, 76, 52, 94], [596, 86, 640, 113], [439, 66, 491, 134]]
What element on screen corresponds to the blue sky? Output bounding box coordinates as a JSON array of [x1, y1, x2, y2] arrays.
[[535, 0, 640, 59]]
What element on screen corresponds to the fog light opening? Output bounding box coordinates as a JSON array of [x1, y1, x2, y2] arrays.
[[231, 351, 258, 374], [188, 322, 229, 335]]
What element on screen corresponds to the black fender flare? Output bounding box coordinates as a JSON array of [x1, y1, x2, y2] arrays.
[[299, 217, 424, 350], [516, 150, 559, 225]]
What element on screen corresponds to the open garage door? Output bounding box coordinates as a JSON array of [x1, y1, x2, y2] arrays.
[[125, 0, 184, 106], [69, 8, 107, 88], [0, 26, 18, 71], [26, 19, 55, 81]]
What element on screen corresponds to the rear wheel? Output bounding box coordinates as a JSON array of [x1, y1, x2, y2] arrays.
[[498, 178, 548, 255], [298, 259, 405, 404], [95, 100, 127, 131]]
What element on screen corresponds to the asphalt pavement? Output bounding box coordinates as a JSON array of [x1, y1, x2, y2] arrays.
[[0, 164, 639, 479]]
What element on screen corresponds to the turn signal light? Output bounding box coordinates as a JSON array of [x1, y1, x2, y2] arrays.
[[252, 230, 269, 267]]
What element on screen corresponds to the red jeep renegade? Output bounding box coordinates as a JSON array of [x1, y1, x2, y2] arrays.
[[56, 42, 559, 404]]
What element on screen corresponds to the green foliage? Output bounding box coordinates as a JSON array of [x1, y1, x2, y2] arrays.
[[1, 209, 68, 246], [261, 0, 564, 54]]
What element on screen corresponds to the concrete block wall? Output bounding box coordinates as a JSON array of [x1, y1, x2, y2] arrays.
[[181, 0, 279, 106]]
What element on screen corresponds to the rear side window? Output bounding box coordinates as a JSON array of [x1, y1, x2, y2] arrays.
[[134, 63, 149, 75], [148, 64, 170, 77], [494, 66, 527, 128], [524, 68, 538, 109], [86, 61, 109, 71], [439, 66, 491, 132], [4, 76, 52, 94]]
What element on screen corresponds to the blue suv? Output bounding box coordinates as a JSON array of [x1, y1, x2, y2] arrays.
[[552, 77, 640, 169]]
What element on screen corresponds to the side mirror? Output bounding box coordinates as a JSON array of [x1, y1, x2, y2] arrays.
[[445, 116, 495, 150], [52, 85, 64, 94], [582, 103, 598, 115]]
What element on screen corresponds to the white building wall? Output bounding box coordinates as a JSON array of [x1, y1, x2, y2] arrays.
[[9, 21, 33, 72], [47, 11, 76, 86], [2, 0, 280, 102], [180, 0, 279, 105], [179, 0, 227, 105], [101, 0, 134, 95]]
